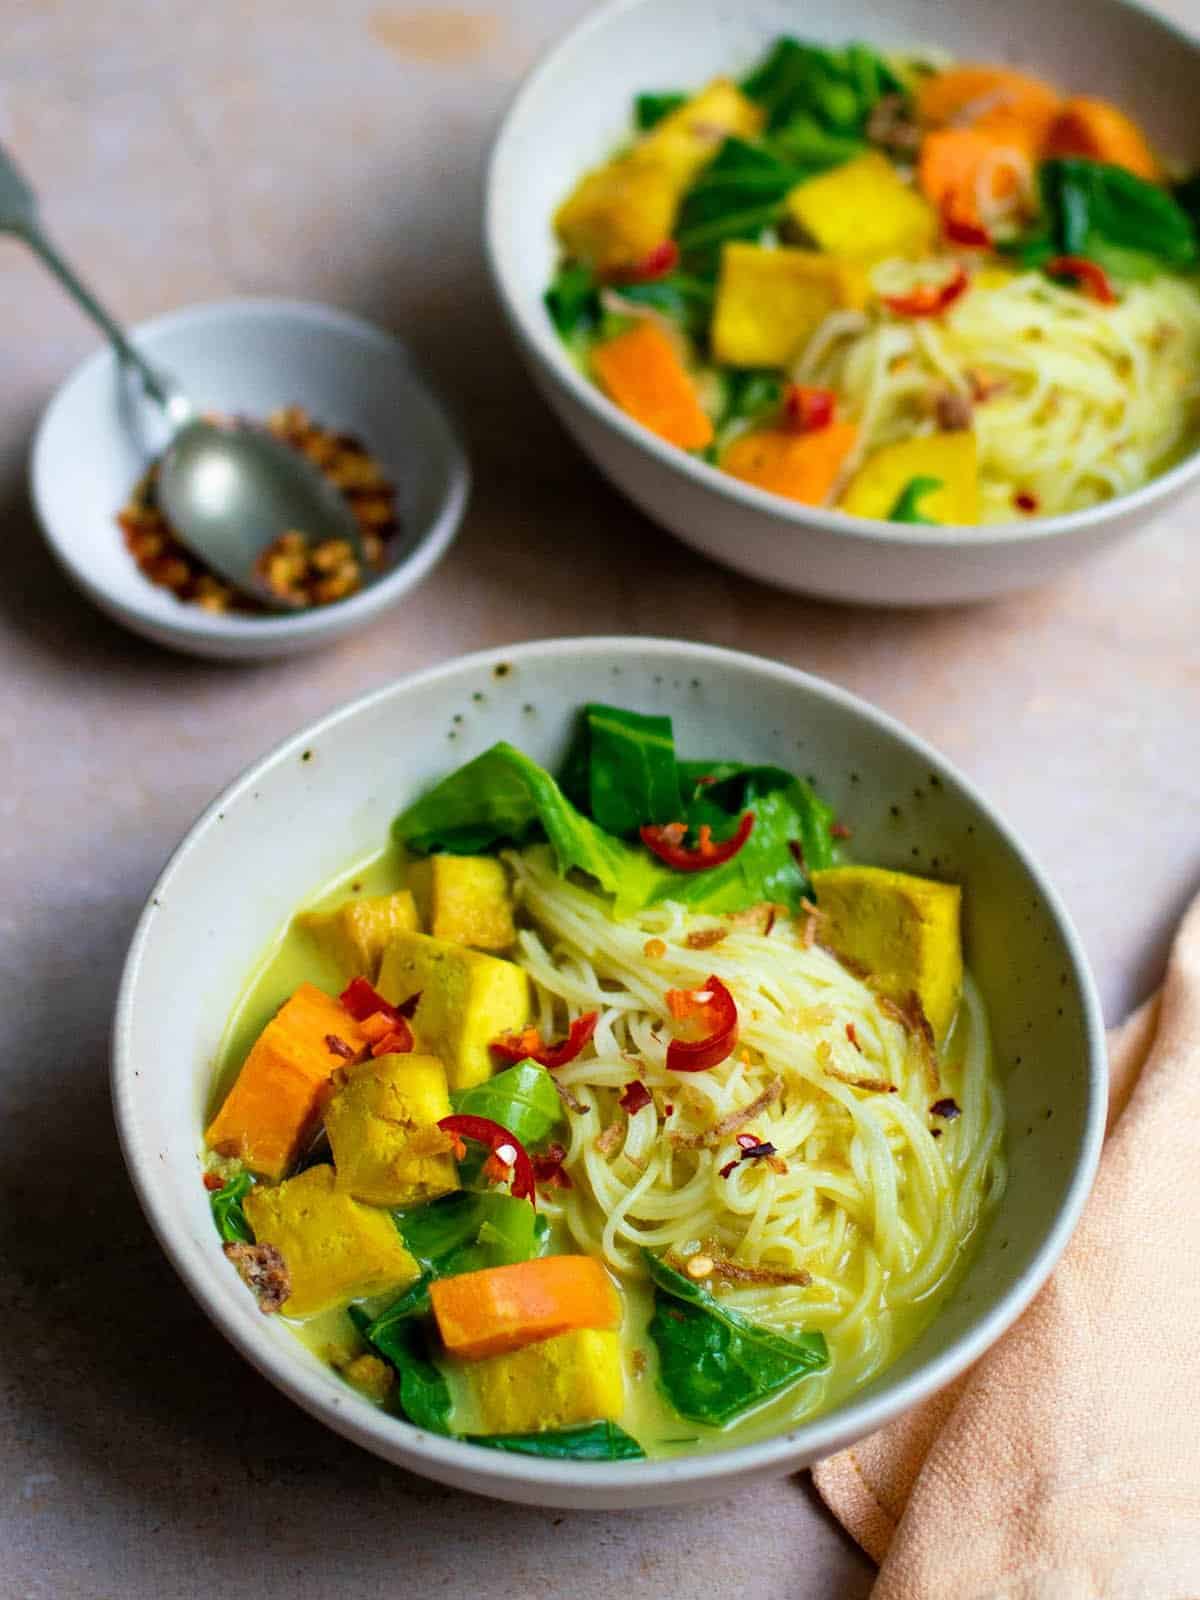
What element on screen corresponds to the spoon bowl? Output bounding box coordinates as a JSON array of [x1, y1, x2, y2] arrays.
[[158, 416, 369, 610]]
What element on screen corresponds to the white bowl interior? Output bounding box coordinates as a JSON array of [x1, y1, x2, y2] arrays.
[[31, 300, 467, 650], [114, 640, 1104, 1507]]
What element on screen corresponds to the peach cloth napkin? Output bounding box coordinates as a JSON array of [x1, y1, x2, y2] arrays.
[[812, 888, 1200, 1599]]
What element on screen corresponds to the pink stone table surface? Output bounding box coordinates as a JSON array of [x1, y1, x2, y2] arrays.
[[2, 2, 1197, 1595]]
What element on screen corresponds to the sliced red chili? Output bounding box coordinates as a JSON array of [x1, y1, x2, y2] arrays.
[[437, 1113, 536, 1204], [664, 975, 739, 1073], [1014, 489, 1040, 513], [640, 810, 754, 872], [784, 384, 836, 433], [940, 203, 992, 249], [620, 239, 680, 281], [619, 1080, 653, 1115], [718, 1158, 739, 1179], [358, 1010, 415, 1056], [491, 1011, 599, 1070], [339, 977, 402, 1023], [883, 265, 970, 318], [202, 1171, 225, 1192], [1045, 255, 1116, 305]]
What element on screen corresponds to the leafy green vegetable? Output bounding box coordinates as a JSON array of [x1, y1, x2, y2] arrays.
[[770, 115, 866, 173], [561, 702, 683, 837], [545, 261, 600, 338], [348, 1305, 453, 1435], [888, 476, 943, 525], [609, 273, 716, 338], [210, 1172, 254, 1244], [398, 1190, 549, 1279], [635, 91, 686, 131], [715, 370, 784, 437], [468, 1421, 646, 1460], [678, 762, 837, 890], [1174, 172, 1200, 234], [644, 1250, 828, 1426], [395, 720, 837, 917], [675, 138, 800, 269], [452, 1061, 564, 1149], [1009, 159, 1198, 279], [741, 37, 901, 136]]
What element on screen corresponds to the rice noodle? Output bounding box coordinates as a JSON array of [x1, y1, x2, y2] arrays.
[[506, 845, 1006, 1425]]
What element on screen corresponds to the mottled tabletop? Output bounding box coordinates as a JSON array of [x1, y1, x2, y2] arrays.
[[3, 2, 1198, 1596]]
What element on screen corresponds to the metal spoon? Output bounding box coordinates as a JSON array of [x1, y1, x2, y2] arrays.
[[0, 141, 366, 610]]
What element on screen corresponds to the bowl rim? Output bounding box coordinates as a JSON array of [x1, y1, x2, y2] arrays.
[[483, 0, 1200, 550], [29, 295, 470, 645], [112, 635, 1108, 1498]]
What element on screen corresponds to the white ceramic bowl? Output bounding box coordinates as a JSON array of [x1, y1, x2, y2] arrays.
[[485, 0, 1200, 605], [113, 637, 1106, 1508], [31, 299, 469, 660]]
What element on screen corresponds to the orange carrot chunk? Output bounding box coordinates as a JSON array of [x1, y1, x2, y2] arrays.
[[205, 984, 369, 1181], [918, 127, 1025, 234], [721, 422, 857, 506], [915, 65, 1061, 151], [430, 1255, 621, 1361], [1045, 97, 1161, 182], [592, 322, 714, 451]]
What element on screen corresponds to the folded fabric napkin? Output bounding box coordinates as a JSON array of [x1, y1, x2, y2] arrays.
[[812, 889, 1200, 1599]]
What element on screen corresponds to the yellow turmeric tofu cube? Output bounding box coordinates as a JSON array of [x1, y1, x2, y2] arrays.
[[468, 1329, 625, 1435], [296, 890, 419, 982], [839, 432, 978, 526], [811, 865, 963, 1043], [377, 933, 531, 1092], [407, 855, 515, 952], [205, 984, 368, 1181], [786, 152, 937, 264], [638, 78, 763, 188], [555, 158, 681, 277], [555, 78, 761, 274], [711, 242, 869, 368], [243, 1164, 420, 1318], [325, 1051, 458, 1207]]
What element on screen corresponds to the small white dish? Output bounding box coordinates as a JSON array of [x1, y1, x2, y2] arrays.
[[485, 0, 1200, 605], [31, 298, 470, 660], [113, 637, 1106, 1509]]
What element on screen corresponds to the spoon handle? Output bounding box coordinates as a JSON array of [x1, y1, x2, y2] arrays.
[[0, 139, 188, 419]]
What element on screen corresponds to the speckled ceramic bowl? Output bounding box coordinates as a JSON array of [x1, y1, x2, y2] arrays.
[[485, 0, 1200, 605], [112, 638, 1106, 1507], [31, 299, 469, 661]]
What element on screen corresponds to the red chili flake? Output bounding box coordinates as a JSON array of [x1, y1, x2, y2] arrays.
[[930, 1097, 962, 1121], [740, 1141, 778, 1161], [784, 384, 836, 433], [339, 977, 403, 1023], [931, 1128, 943, 1138], [846, 1022, 862, 1053], [694, 774, 717, 787], [395, 991, 422, 1019], [883, 264, 970, 319], [831, 821, 853, 840], [735, 1132, 761, 1151], [202, 1171, 225, 1192], [664, 1103, 675, 1117], [1014, 490, 1040, 513], [619, 1080, 654, 1115], [718, 1158, 739, 1179], [788, 840, 807, 872], [622, 239, 680, 281], [941, 203, 992, 248], [492, 1012, 598, 1070], [532, 1143, 573, 1190], [325, 1033, 356, 1060]]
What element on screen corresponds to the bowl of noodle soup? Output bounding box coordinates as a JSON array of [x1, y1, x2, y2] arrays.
[[113, 638, 1106, 1507], [486, 0, 1200, 604]]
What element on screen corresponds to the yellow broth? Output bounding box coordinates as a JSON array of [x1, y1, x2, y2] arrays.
[[210, 846, 997, 1459]]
